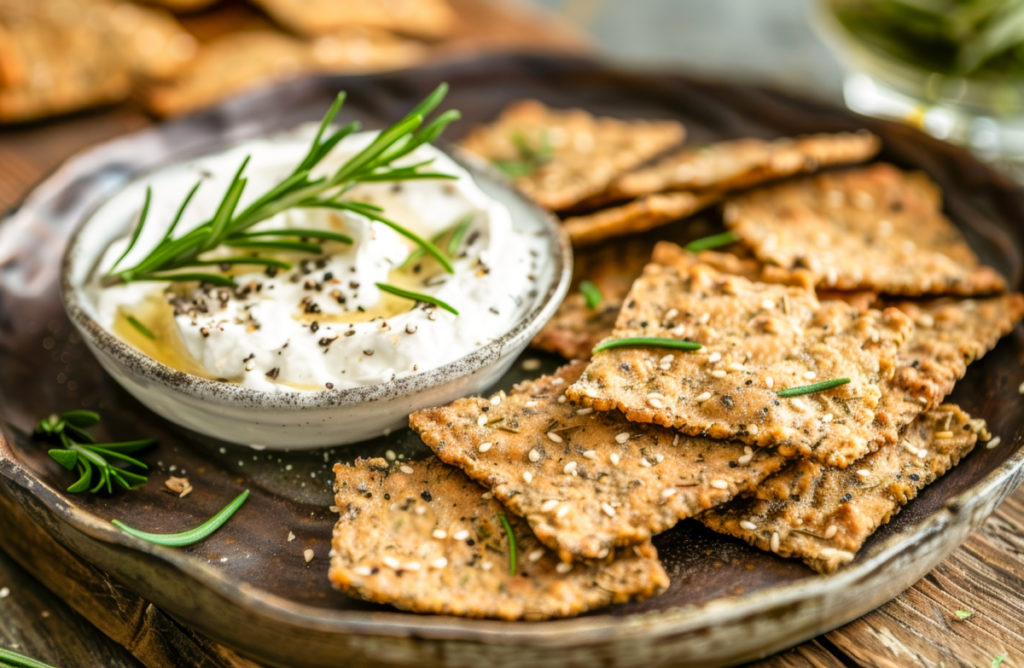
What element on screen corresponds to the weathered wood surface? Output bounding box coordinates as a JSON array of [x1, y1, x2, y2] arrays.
[[0, 10, 1021, 666]]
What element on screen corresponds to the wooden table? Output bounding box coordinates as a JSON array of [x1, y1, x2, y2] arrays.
[[2, 8, 1023, 667]]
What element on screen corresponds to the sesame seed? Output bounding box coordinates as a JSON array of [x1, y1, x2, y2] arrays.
[[822, 413, 834, 423], [431, 557, 448, 569], [303, 549, 314, 563], [550, 377, 565, 386], [556, 504, 570, 519], [541, 499, 559, 512], [739, 520, 757, 531], [934, 431, 954, 439], [661, 488, 677, 499], [699, 312, 711, 325], [710, 480, 728, 490], [918, 449, 929, 458], [987, 436, 1002, 449], [525, 449, 541, 464], [557, 395, 567, 404], [287, 531, 296, 542], [481, 561, 493, 571], [601, 503, 617, 517], [399, 465, 414, 474], [761, 298, 775, 310], [563, 461, 578, 475], [711, 369, 727, 379], [765, 376, 774, 389], [478, 442, 493, 453], [528, 549, 544, 562], [707, 352, 722, 363], [640, 458, 652, 468], [695, 391, 712, 402], [583, 449, 597, 459], [824, 525, 838, 539], [665, 308, 679, 320], [856, 469, 870, 479], [575, 407, 593, 416], [918, 396, 928, 404], [525, 400, 539, 408], [476, 415, 488, 427], [615, 432, 630, 444], [385, 450, 396, 461], [803, 371, 816, 380], [748, 424, 759, 436], [432, 529, 447, 539], [672, 433, 680, 446], [547, 431, 563, 443], [522, 471, 533, 483], [490, 395, 502, 406], [727, 362, 745, 372], [738, 446, 754, 465], [453, 529, 470, 541], [901, 440, 919, 455], [609, 453, 620, 465], [770, 532, 781, 553], [404, 561, 421, 572], [647, 396, 665, 408], [660, 354, 675, 366], [555, 562, 572, 574], [383, 556, 400, 569], [481, 492, 493, 499], [354, 566, 373, 576]]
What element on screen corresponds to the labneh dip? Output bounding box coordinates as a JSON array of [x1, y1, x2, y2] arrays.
[[89, 129, 543, 391]]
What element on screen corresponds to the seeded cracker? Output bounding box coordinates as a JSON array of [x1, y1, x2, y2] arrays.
[[563, 191, 720, 247], [459, 100, 685, 211], [250, 0, 457, 39], [410, 362, 787, 561], [329, 458, 668, 620], [566, 258, 916, 467], [723, 163, 1006, 295], [700, 404, 979, 573], [588, 131, 881, 206]]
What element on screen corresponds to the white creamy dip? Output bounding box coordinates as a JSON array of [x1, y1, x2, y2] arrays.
[[89, 128, 543, 391]]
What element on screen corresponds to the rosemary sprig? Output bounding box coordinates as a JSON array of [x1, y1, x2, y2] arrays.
[[593, 337, 703, 354], [104, 85, 460, 288], [375, 282, 459, 315], [399, 214, 472, 270], [0, 647, 57, 668], [497, 514, 517, 576], [579, 280, 603, 309], [684, 230, 739, 252], [33, 410, 156, 494], [776, 377, 851, 398], [493, 130, 553, 178], [112, 489, 249, 547], [126, 315, 155, 340]]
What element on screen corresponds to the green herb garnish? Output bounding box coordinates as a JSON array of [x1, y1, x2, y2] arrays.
[[493, 130, 553, 178], [776, 377, 851, 398], [33, 410, 155, 494], [0, 647, 57, 668], [684, 230, 739, 252], [593, 337, 703, 354], [497, 514, 517, 576], [446, 214, 473, 256], [104, 85, 460, 288], [992, 654, 1008, 668], [125, 314, 155, 340], [954, 609, 973, 620], [579, 280, 603, 309], [375, 282, 459, 315], [112, 489, 249, 547]]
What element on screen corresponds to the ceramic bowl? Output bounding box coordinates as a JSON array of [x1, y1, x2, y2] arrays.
[[60, 146, 571, 450]]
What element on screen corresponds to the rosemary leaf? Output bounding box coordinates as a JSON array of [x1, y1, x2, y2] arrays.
[[126, 315, 155, 340], [376, 282, 458, 315], [593, 337, 702, 354], [112, 489, 250, 547], [446, 214, 473, 256], [954, 609, 973, 620], [776, 378, 851, 398], [497, 514, 517, 576], [222, 239, 322, 254], [190, 257, 292, 270], [109, 186, 151, 273], [142, 272, 237, 287], [234, 228, 353, 245], [0, 647, 58, 668], [159, 180, 202, 248], [579, 280, 603, 309], [684, 230, 739, 252]]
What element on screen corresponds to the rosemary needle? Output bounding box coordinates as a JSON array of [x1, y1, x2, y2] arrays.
[[579, 280, 603, 309], [0, 648, 57, 668], [497, 514, 517, 576], [684, 230, 739, 252], [776, 377, 851, 398], [112, 489, 249, 547], [376, 282, 458, 315], [593, 337, 702, 354], [125, 315, 155, 340]]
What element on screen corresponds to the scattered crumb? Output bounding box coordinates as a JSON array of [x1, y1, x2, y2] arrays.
[[287, 531, 296, 542], [522, 358, 541, 371], [304, 549, 315, 563], [163, 476, 193, 498], [0, 587, 9, 598]]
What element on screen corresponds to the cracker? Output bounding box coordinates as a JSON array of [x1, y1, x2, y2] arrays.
[[566, 260, 917, 467], [723, 163, 1007, 295], [700, 404, 980, 573], [459, 100, 685, 211], [592, 131, 880, 205], [251, 0, 457, 39], [562, 191, 719, 247], [410, 362, 788, 561], [328, 457, 668, 620]]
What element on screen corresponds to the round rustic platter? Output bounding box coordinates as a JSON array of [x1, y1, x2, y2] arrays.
[[1, 54, 1023, 668]]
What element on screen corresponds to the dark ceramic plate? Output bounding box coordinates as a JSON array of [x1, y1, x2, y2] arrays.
[[1, 55, 1023, 668]]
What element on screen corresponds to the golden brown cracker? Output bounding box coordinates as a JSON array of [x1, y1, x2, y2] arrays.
[[562, 191, 719, 247], [459, 100, 685, 212], [329, 457, 668, 620], [251, 0, 457, 39], [410, 362, 787, 561], [723, 163, 1007, 296], [700, 405, 980, 573]]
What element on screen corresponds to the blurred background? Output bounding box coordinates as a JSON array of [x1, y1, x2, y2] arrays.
[[2, 0, 1024, 169]]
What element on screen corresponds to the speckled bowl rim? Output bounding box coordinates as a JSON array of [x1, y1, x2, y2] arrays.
[[59, 138, 572, 410]]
